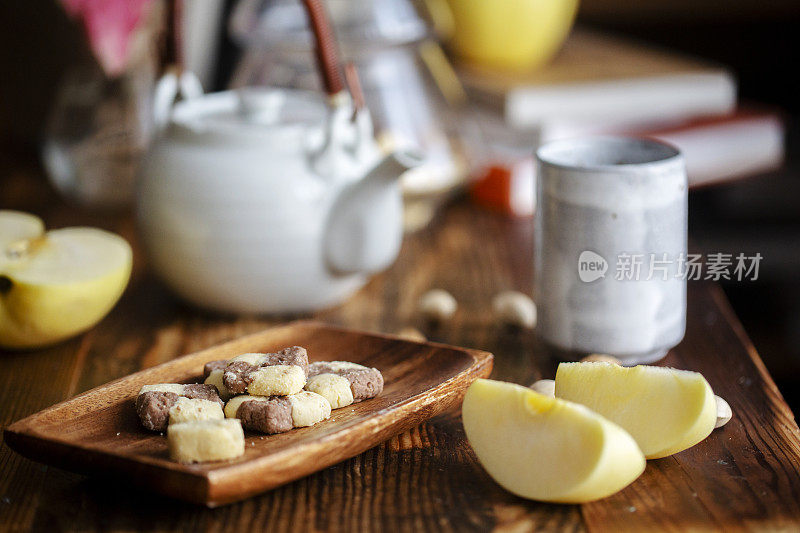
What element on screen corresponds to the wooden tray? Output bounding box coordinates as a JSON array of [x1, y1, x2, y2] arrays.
[[4, 321, 493, 507]]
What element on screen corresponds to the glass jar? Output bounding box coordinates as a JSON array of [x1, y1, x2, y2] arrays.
[[41, 60, 156, 208]]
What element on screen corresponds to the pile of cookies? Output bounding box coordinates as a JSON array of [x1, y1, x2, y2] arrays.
[[135, 346, 384, 463]]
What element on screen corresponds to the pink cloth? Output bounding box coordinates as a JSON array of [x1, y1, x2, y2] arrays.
[[61, 0, 154, 76]]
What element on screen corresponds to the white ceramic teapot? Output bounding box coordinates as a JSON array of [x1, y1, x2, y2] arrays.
[[138, 83, 419, 313]]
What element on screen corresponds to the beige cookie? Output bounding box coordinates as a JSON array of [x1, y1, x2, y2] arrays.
[[167, 419, 245, 463], [288, 391, 332, 427], [305, 373, 353, 409], [168, 397, 224, 425], [229, 353, 266, 365], [246, 365, 306, 397], [139, 384, 189, 395]]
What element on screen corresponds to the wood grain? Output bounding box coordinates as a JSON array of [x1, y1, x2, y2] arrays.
[[581, 284, 800, 532], [1, 164, 799, 531]]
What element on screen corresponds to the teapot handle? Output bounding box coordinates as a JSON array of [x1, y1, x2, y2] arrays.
[[152, 68, 204, 131]]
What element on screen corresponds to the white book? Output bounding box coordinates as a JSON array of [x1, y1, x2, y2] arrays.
[[647, 112, 784, 187], [540, 109, 785, 187], [459, 29, 737, 129]]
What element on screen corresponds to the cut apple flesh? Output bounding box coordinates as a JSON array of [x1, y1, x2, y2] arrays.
[[3, 228, 129, 285], [555, 362, 717, 459], [0, 210, 44, 257], [462, 379, 645, 503], [1, 214, 132, 349]]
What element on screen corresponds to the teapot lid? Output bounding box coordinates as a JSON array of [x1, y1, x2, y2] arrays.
[[230, 0, 428, 52], [168, 88, 328, 145]]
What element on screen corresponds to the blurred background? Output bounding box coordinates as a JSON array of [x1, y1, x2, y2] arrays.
[[1, 0, 798, 410]]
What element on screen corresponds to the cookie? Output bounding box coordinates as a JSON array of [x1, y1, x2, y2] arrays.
[[304, 373, 353, 409], [225, 395, 292, 434], [305, 361, 383, 409], [203, 360, 233, 400], [288, 391, 332, 427], [222, 347, 309, 397], [136, 383, 224, 432], [168, 397, 224, 425], [224, 391, 331, 434], [167, 419, 245, 463]]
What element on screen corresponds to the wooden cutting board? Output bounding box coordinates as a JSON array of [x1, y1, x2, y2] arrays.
[[3, 321, 493, 507]]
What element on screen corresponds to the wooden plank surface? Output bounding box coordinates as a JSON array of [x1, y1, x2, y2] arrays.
[[1, 164, 800, 531]]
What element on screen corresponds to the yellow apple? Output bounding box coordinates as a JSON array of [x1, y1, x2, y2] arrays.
[[555, 362, 717, 459], [0, 210, 132, 350], [462, 379, 645, 503], [445, 0, 579, 71]]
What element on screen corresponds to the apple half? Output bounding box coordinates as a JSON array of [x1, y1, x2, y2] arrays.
[[462, 378, 645, 503], [0, 210, 132, 350], [555, 362, 717, 459]]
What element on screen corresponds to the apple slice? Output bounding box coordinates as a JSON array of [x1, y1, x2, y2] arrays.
[[0, 210, 44, 252], [1, 211, 132, 349], [462, 379, 645, 503], [555, 362, 717, 459]]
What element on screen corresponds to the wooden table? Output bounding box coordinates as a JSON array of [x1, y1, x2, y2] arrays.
[[1, 164, 800, 531]]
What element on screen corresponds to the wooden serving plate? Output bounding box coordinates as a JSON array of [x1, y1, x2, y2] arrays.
[[4, 321, 493, 507]]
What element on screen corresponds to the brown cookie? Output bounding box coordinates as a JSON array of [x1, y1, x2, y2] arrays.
[[136, 384, 223, 432], [224, 392, 331, 434], [232, 397, 294, 434]]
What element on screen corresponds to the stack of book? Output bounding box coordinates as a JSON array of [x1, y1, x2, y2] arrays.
[[463, 29, 784, 215]]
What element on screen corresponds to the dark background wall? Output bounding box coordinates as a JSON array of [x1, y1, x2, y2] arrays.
[[0, 1, 89, 149]]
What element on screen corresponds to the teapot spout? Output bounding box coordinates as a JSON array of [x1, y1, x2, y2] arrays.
[[324, 150, 422, 275], [361, 150, 424, 186]]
